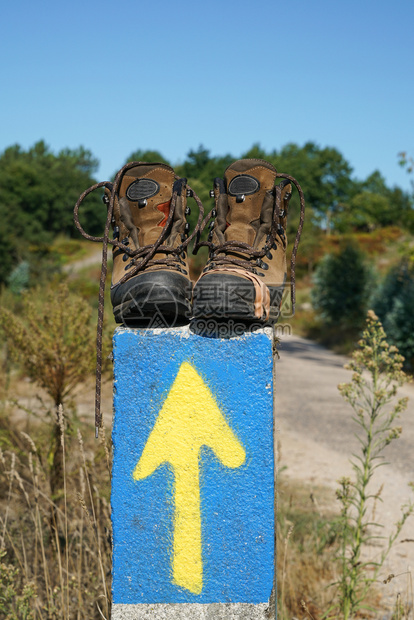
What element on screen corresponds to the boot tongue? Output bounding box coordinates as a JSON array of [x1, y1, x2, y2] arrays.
[[224, 159, 277, 246], [118, 163, 175, 246]]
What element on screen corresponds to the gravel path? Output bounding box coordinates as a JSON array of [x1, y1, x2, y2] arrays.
[[275, 334, 414, 613], [62, 249, 103, 273]]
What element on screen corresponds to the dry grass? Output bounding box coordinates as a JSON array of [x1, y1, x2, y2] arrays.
[[276, 476, 340, 619], [0, 401, 111, 619], [275, 475, 414, 619], [1, 397, 412, 618]]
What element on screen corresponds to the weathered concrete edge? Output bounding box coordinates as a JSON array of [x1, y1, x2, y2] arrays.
[[112, 602, 270, 619], [114, 324, 274, 342]]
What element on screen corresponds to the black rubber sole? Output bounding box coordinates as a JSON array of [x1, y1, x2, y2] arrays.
[[111, 271, 192, 327], [192, 273, 284, 323]]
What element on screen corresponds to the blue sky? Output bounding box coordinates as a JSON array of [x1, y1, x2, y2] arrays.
[[1, 0, 413, 191]]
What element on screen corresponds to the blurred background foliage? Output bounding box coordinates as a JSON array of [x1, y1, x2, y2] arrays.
[[1, 139, 414, 367]]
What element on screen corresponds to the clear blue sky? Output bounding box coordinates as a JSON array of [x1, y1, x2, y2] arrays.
[[1, 0, 413, 191]]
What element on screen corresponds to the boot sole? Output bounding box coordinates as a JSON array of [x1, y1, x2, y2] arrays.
[[192, 273, 284, 323], [111, 271, 192, 326]]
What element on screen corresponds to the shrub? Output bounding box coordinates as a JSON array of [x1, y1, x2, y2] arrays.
[[373, 260, 414, 370], [0, 283, 110, 499], [311, 244, 373, 332], [7, 261, 30, 295]]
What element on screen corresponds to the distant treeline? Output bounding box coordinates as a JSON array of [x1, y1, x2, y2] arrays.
[[0, 140, 412, 285]]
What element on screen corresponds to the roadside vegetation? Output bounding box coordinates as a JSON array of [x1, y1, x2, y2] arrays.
[[0, 141, 413, 617]]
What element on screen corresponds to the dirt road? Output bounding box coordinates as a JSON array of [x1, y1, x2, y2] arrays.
[[275, 334, 414, 611]]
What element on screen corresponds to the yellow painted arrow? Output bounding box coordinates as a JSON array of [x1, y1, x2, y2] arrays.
[[133, 361, 246, 595]]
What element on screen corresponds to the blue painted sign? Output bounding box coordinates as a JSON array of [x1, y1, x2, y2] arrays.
[[112, 326, 275, 605]]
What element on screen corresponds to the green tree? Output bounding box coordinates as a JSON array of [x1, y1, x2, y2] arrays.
[[0, 141, 104, 285], [373, 260, 414, 370], [125, 149, 171, 166], [176, 145, 234, 205], [270, 142, 355, 230], [311, 243, 373, 331], [346, 171, 414, 231]]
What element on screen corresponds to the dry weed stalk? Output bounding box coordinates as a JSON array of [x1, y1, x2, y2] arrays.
[[280, 523, 294, 613]]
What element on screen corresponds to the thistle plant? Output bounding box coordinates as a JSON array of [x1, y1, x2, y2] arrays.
[[335, 310, 413, 619]]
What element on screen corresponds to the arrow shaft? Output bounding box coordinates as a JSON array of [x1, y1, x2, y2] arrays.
[[172, 458, 202, 594]]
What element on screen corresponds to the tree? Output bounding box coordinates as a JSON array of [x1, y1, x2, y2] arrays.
[[125, 149, 171, 166], [0, 141, 104, 285], [176, 145, 234, 204], [311, 243, 373, 331], [373, 260, 414, 370], [344, 171, 414, 232], [271, 142, 355, 229]]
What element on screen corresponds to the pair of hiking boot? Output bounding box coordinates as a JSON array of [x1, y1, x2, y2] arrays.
[[74, 158, 305, 434], [74, 158, 305, 328]]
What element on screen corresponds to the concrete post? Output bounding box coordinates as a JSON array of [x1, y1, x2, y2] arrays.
[[111, 325, 276, 619]]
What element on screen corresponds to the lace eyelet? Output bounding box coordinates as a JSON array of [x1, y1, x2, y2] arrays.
[[125, 260, 135, 271]]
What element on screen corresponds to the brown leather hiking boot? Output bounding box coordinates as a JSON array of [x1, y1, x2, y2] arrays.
[[75, 161, 203, 327], [74, 161, 204, 433], [192, 159, 305, 323], [109, 162, 196, 325]]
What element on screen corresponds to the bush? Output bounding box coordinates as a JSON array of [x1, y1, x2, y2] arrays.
[[373, 260, 414, 370], [0, 282, 111, 500], [311, 243, 374, 332], [7, 261, 30, 294]]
